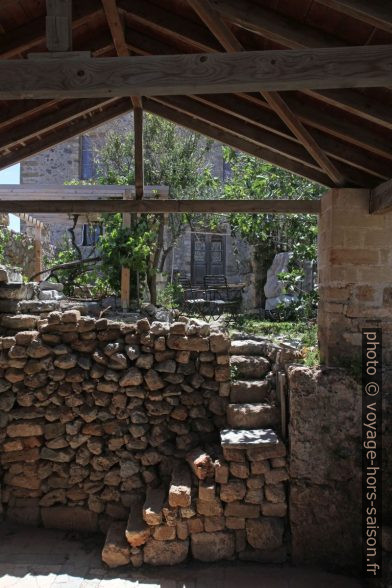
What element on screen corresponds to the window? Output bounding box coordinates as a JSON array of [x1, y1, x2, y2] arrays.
[[81, 224, 102, 247], [80, 135, 94, 180]]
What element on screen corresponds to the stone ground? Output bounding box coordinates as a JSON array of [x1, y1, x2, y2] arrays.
[[0, 524, 362, 588]]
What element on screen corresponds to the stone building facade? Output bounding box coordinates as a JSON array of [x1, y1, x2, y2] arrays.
[[20, 113, 258, 310]]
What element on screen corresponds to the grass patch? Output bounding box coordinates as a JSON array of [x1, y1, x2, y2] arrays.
[[229, 316, 320, 367]]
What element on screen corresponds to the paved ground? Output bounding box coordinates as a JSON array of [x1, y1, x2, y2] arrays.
[[0, 523, 362, 588]]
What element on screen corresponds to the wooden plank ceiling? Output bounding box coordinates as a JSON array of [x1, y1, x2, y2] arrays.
[[0, 0, 391, 188]]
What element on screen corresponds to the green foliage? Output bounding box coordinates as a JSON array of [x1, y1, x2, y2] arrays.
[[0, 227, 11, 263], [221, 149, 324, 319], [97, 213, 156, 292], [157, 281, 184, 309]]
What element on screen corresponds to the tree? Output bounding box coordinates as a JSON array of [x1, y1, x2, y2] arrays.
[[94, 113, 220, 303], [222, 148, 325, 309]]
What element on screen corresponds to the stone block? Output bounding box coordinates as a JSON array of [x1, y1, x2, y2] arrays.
[[246, 517, 284, 551], [196, 498, 223, 517], [224, 502, 259, 518], [143, 486, 165, 526], [186, 447, 214, 480], [143, 538, 189, 566], [102, 521, 131, 568], [153, 525, 176, 541], [191, 532, 235, 562], [220, 480, 246, 503]]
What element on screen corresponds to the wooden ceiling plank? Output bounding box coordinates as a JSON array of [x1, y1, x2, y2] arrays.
[[0, 99, 131, 171], [316, 0, 392, 34], [369, 178, 392, 214], [187, 0, 345, 185], [0, 198, 321, 214]]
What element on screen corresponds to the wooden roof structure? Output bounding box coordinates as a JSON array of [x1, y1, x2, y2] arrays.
[[0, 0, 391, 197]]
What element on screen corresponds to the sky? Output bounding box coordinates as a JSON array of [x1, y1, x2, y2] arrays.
[[0, 164, 20, 232]]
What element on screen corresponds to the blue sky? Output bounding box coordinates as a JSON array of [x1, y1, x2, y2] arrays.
[[0, 164, 20, 231]]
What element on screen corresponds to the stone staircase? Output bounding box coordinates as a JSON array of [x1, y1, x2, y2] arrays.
[[225, 338, 281, 433]]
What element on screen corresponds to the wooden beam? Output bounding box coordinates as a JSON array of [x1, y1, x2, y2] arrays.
[[187, 0, 345, 186], [134, 106, 144, 199], [317, 0, 392, 34], [0, 46, 391, 100], [0, 199, 321, 215], [46, 0, 73, 52], [0, 99, 131, 171], [33, 226, 43, 283], [121, 188, 132, 310], [369, 179, 392, 214], [101, 0, 142, 109]]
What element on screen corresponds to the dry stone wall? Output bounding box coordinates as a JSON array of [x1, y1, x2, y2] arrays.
[[0, 313, 230, 530], [0, 311, 290, 567]]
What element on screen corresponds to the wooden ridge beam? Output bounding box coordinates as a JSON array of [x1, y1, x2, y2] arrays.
[[0, 46, 391, 100], [0, 99, 131, 171], [187, 0, 345, 186], [370, 178, 392, 214], [0, 199, 321, 215], [316, 0, 392, 34]]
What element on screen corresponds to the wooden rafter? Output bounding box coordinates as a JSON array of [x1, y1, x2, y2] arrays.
[[0, 199, 321, 215], [0, 46, 391, 100], [187, 0, 345, 186], [316, 0, 392, 33], [369, 179, 392, 214], [0, 99, 131, 171]]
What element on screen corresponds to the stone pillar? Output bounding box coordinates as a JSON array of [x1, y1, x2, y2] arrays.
[[318, 188, 392, 366]]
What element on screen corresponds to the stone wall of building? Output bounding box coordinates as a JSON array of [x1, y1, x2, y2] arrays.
[[318, 188, 392, 367]]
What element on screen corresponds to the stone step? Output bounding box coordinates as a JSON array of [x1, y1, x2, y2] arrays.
[[227, 403, 279, 429], [0, 265, 23, 284], [0, 283, 36, 301], [39, 290, 65, 301], [169, 462, 192, 507], [143, 486, 166, 526], [230, 355, 270, 379], [220, 428, 286, 459], [230, 339, 270, 356], [230, 380, 271, 403], [39, 281, 64, 292], [102, 521, 130, 568], [18, 300, 60, 314], [125, 496, 151, 548]]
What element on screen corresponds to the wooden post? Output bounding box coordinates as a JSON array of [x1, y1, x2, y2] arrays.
[[33, 226, 43, 282], [121, 188, 132, 311], [46, 0, 73, 52]]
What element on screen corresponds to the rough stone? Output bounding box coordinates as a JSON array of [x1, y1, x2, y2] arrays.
[[143, 538, 189, 566], [246, 517, 284, 550], [191, 532, 235, 562]]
